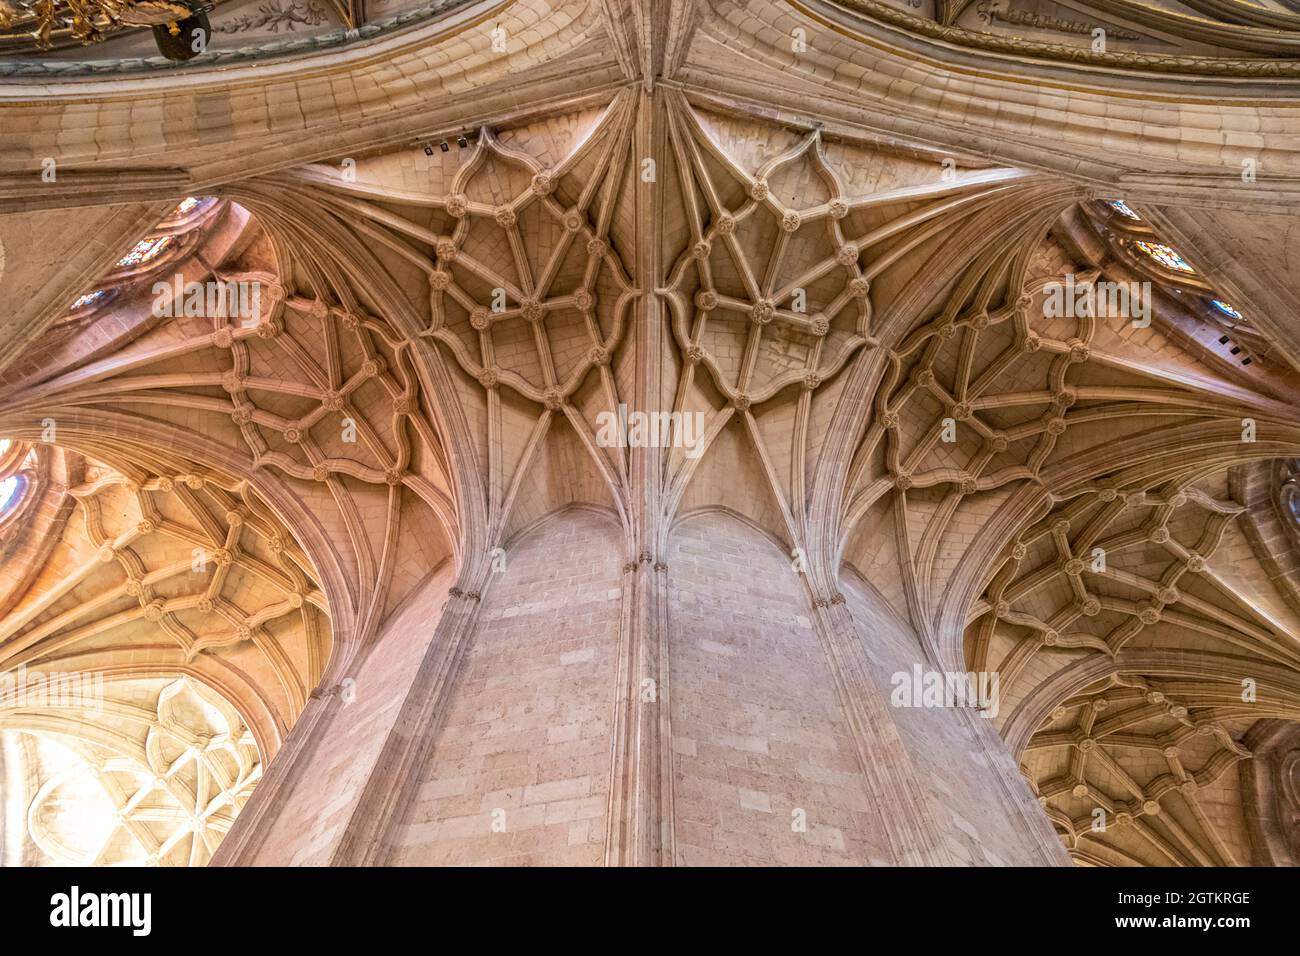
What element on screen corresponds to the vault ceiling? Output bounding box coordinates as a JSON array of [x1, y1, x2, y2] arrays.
[[2, 0, 1300, 867], [2, 676, 260, 866]]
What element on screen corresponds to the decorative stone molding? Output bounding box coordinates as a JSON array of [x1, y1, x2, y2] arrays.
[[0, 0, 476, 76]]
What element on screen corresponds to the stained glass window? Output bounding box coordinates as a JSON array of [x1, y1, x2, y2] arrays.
[[0, 439, 9, 457], [1109, 199, 1140, 220], [164, 196, 216, 223], [172, 197, 202, 218], [115, 235, 174, 269], [1211, 299, 1243, 320], [69, 289, 109, 312], [0, 475, 22, 513], [1134, 240, 1195, 275]]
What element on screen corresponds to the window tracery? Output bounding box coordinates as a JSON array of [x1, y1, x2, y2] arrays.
[[0, 474, 24, 513], [68, 289, 110, 312], [0, 441, 34, 524], [1077, 201, 1272, 367], [163, 196, 215, 224], [1211, 299, 1243, 320], [1133, 239, 1195, 274], [1108, 199, 1140, 220], [115, 235, 174, 270], [1, 677, 261, 867], [61, 196, 221, 325]]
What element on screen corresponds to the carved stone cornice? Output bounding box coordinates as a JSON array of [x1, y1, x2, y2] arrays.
[[825, 0, 1300, 76], [0, 0, 478, 76]]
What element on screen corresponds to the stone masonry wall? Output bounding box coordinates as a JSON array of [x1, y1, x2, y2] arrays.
[[246, 559, 457, 865], [666, 511, 889, 865], [390, 507, 623, 865], [239, 508, 1068, 867], [839, 571, 1070, 866]]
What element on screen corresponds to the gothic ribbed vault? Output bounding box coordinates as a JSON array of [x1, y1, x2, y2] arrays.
[[2, 0, 1300, 868]]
